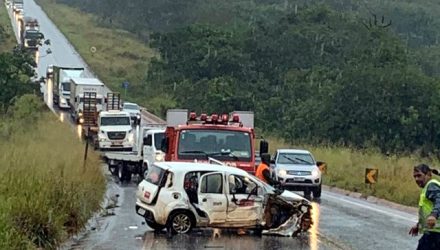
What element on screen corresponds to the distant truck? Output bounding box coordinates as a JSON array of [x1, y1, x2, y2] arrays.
[[24, 16, 39, 31], [12, 0, 23, 14], [21, 29, 44, 50], [69, 77, 105, 124], [161, 109, 268, 174], [50, 66, 85, 109]]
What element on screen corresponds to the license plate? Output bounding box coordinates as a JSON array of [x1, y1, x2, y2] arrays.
[[137, 207, 146, 216], [111, 141, 123, 145], [293, 177, 305, 182]]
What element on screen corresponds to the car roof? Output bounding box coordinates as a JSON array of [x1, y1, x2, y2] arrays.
[[277, 149, 312, 154], [154, 162, 249, 176], [123, 102, 138, 107]]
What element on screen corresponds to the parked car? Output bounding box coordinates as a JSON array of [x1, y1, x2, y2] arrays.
[[271, 149, 322, 198], [122, 102, 141, 123], [136, 161, 312, 236]]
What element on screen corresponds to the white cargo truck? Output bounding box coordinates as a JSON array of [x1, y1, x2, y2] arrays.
[[51, 66, 85, 109], [69, 77, 105, 124], [103, 124, 166, 182]]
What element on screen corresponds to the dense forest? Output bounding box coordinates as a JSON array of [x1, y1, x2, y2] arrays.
[[50, 0, 440, 155]]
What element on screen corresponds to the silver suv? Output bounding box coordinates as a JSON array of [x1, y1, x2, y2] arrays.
[[271, 149, 322, 198]]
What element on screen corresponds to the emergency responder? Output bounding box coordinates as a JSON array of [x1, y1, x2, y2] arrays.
[[409, 164, 440, 250], [256, 153, 279, 186]]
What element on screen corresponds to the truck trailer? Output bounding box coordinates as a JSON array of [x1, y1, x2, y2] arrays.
[[50, 66, 85, 109], [69, 77, 105, 124]]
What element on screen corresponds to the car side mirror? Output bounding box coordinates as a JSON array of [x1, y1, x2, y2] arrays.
[[143, 170, 149, 180], [259, 140, 269, 155]]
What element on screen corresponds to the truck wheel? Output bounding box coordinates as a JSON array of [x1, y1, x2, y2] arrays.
[[146, 220, 165, 232], [118, 164, 131, 183], [167, 211, 194, 234], [108, 164, 117, 175], [312, 184, 322, 198]]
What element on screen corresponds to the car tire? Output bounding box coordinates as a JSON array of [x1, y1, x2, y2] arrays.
[[313, 183, 322, 198], [167, 210, 194, 234], [146, 220, 165, 231]]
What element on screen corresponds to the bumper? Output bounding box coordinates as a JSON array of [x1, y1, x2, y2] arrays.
[[99, 140, 133, 151], [277, 176, 321, 189], [59, 102, 69, 109], [136, 201, 165, 225]]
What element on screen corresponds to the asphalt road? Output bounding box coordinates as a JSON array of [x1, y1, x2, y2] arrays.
[[7, 1, 420, 250]]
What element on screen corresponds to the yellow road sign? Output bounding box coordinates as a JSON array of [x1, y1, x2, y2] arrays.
[[365, 168, 378, 184]]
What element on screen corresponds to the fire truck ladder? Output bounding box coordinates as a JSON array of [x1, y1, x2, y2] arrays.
[[107, 92, 121, 111], [82, 92, 97, 128]]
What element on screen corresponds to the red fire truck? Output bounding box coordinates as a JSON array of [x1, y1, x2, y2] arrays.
[[161, 109, 268, 174]]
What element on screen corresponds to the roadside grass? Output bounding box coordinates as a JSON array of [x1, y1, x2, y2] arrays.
[[35, 0, 428, 207], [0, 0, 17, 52], [268, 138, 435, 206], [0, 111, 105, 249], [36, 0, 156, 108]]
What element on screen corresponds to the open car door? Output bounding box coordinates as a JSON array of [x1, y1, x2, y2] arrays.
[[197, 172, 227, 225]]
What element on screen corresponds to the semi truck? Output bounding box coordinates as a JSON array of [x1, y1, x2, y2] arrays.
[[69, 77, 105, 124], [97, 93, 137, 152], [161, 109, 268, 174], [50, 66, 85, 109]]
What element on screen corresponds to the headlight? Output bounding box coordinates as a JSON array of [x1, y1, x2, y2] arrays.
[[78, 112, 83, 117], [155, 153, 164, 162], [60, 97, 67, 104], [128, 132, 134, 143], [79, 118, 84, 124], [311, 168, 320, 178], [278, 169, 287, 177]]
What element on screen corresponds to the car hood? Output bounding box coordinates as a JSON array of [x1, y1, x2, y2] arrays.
[[274, 163, 316, 171], [279, 189, 307, 202]]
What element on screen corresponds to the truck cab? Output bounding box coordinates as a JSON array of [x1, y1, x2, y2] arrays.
[[51, 66, 85, 109], [98, 111, 135, 151], [142, 127, 166, 169], [162, 110, 268, 174], [22, 29, 44, 49]]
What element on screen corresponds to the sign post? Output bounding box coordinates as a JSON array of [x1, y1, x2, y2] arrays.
[[121, 81, 129, 98]]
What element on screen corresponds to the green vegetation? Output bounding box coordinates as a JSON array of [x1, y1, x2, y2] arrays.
[[0, 1, 17, 52], [0, 42, 105, 248], [0, 106, 105, 249], [35, 1, 440, 206]]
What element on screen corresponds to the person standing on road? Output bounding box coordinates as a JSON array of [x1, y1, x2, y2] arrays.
[[409, 164, 440, 250], [256, 153, 279, 186]]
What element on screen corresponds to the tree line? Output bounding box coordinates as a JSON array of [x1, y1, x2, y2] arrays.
[[48, 0, 440, 155]]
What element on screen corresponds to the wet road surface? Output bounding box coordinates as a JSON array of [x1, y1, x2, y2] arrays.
[[7, 1, 420, 249]]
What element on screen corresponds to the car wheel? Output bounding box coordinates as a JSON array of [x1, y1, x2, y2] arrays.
[[167, 211, 194, 234], [313, 184, 322, 198]]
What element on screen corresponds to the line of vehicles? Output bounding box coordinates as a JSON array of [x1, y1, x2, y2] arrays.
[[7, 0, 50, 65]]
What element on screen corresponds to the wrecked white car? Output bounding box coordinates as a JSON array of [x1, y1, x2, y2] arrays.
[[135, 162, 312, 236]]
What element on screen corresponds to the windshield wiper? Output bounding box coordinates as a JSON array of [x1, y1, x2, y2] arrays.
[[282, 155, 300, 164], [294, 157, 312, 165], [179, 150, 240, 160]]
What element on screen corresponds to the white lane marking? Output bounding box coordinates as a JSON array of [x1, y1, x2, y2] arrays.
[[323, 192, 417, 223]]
